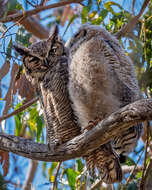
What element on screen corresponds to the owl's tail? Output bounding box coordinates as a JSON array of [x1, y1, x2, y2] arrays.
[[84, 142, 122, 184], [114, 124, 143, 156]]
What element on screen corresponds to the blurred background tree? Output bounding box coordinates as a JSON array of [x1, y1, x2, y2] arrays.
[[0, 0, 151, 189]]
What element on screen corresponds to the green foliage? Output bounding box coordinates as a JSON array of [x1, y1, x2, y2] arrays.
[[126, 157, 136, 166], [6, 38, 12, 59], [15, 27, 31, 47], [48, 162, 58, 182], [0, 0, 152, 189], [26, 106, 44, 142], [14, 102, 25, 136], [0, 174, 7, 190], [76, 159, 84, 173], [3, 0, 24, 18], [65, 168, 78, 190], [126, 181, 138, 190]]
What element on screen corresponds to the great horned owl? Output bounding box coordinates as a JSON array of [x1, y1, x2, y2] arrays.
[[14, 24, 143, 184], [67, 24, 143, 182], [14, 25, 121, 184], [14, 25, 81, 147]]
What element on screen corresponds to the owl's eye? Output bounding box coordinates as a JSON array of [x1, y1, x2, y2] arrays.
[[74, 29, 87, 39], [28, 56, 39, 63], [49, 43, 64, 56], [52, 47, 57, 53]]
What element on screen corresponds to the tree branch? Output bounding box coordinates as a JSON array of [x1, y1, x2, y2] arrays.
[[1, 10, 49, 39], [115, 0, 150, 39], [0, 0, 83, 23], [0, 97, 38, 122], [0, 99, 152, 162], [18, 16, 49, 39], [52, 162, 62, 190], [142, 159, 152, 190]]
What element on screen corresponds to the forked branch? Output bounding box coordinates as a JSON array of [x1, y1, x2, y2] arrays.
[[0, 99, 152, 162]]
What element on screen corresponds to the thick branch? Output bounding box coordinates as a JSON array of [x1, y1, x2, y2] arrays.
[[0, 99, 152, 162], [17, 16, 49, 39], [115, 0, 150, 39], [0, 0, 83, 23]]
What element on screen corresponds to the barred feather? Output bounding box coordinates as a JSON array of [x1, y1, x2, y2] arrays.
[[14, 26, 81, 147], [84, 143, 122, 183], [41, 62, 81, 145], [114, 124, 143, 155]]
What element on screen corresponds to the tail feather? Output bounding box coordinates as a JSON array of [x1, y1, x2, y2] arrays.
[[114, 124, 143, 155], [84, 142, 122, 184], [84, 150, 97, 178]]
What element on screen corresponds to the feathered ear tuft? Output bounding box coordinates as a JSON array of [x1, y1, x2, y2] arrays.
[[47, 24, 59, 43], [13, 44, 30, 56]]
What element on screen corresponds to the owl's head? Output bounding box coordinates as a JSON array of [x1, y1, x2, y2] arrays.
[[66, 24, 120, 55], [14, 25, 67, 82]]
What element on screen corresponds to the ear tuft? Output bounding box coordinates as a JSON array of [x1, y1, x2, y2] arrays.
[[13, 44, 30, 56], [47, 24, 59, 43]]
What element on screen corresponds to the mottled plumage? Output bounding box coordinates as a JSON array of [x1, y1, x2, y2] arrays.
[[67, 24, 143, 183], [14, 24, 143, 184], [14, 26, 80, 147]]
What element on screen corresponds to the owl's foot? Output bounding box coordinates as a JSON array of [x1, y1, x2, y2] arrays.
[[47, 139, 63, 152], [47, 143, 57, 153], [83, 116, 104, 133]]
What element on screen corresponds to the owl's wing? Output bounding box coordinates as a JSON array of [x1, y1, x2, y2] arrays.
[[102, 37, 142, 103], [36, 85, 57, 147], [102, 38, 143, 155], [41, 60, 80, 145]]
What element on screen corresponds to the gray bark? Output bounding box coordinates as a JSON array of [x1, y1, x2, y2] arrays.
[[0, 99, 152, 162]]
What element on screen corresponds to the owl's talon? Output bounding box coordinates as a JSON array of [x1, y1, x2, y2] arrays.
[[83, 117, 104, 133], [47, 143, 57, 152], [47, 139, 62, 152], [83, 122, 95, 133]]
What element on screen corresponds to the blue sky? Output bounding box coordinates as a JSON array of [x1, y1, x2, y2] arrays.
[[0, 0, 146, 189]]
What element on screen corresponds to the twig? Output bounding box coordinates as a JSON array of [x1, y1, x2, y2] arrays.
[[122, 165, 143, 174], [52, 162, 62, 190], [140, 122, 150, 190], [0, 51, 21, 61], [40, 0, 47, 6], [122, 148, 145, 190], [115, 0, 150, 39], [0, 12, 29, 39], [132, 0, 136, 15], [0, 0, 83, 23], [0, 97, 38, 122], [90, 165, 143, 190], [26, 0, 36, 8], [141, 159, 152, 190], [90, 179, 102, 190], [0, 23, 17, 39], [3, 10, 49, 39]]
